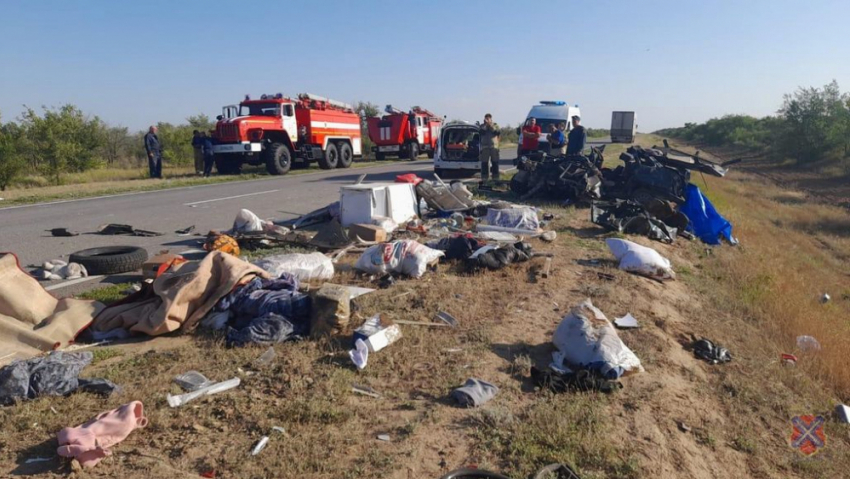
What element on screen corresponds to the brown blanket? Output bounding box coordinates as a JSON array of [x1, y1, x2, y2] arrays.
[[0, 253, 103, 365], [93, 251, 268, 336]]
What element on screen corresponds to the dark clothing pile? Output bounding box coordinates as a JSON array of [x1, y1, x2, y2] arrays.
[[693, 338, 732, 364], [469, 242, 534, 270], [531, 366, 622, 394], [591, 200, 686, 243], [431, 235, 485, 261], [215, 273, 311, 347], [0, 352, 120, 405]]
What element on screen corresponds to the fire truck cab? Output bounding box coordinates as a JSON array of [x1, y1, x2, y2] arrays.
[[212, 93, 362, 175], [366, 105, 442, 161]]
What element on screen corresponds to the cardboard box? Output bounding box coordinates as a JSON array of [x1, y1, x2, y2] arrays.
[[142, 252, 185, 279], [348, 224, 387, 243]]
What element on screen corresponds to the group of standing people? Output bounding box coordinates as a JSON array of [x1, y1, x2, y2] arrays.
[[141, 126, 215, 179], [477, 113, 587, 181]]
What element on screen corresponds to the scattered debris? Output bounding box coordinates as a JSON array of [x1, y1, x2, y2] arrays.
[[142, 252, 186, 280], [340, 183, 418, 226], [678, 421, 692, 433], [540, 230, 557, 242], [394, 320, 449, 327], [310, 284, 351, 337], [175, 225, 196, 235], [253, 252, 335, 282], [25, 457, 53, 464], [796, 335, 822, 352], [469, 242, 535, 271], [541, 257, 552, 278], [532, 463, 582, 479], [173, 371, 213, 392], [693, 338, 732, 364], [531, 367, 622, 394], [680, 183, 736, 245], [352, 384, 382, 398], [57, 401, 147, 469], [836, 404, 850, 424], [349, 338, 369, 370], [69, 245, 148, 275], [451, 378, 499, 407], [254, 347, 277, 367], [376, 434, 391, 442], [46, 228, 78, 237], [821, 293, 831, 304], [591, 200, 682, 243], [251, 436, 270, 456], [97, 223, 162, 237], [355, 240, 444, 278], [552, 299, 643, 379], [781, 353, 798, 366], [0, 351, 119, 405], [166, 377, 240, 407], [614, 313, 640, 329], [435, 311, 459, 328], [606, 238, 675, 281], [32, 259, 88, 280]]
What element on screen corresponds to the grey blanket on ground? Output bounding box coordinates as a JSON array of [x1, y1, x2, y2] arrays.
[[0, 351, 120, 405], [451, 378, 499, 407]]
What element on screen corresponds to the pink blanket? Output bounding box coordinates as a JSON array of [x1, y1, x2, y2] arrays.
[[57, 401, 148, 468]]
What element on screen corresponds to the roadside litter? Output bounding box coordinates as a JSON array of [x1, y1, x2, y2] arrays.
[[310, 284, 350, 337], [340, 183, 418, 226], [57, 401, 147, 469], [69, 246, 148, 275], [97, 223, 162, 237], [591, 200, 683, 244], [352, 384, 382, 398], [780, 353, 798, 366], [552, 299, 643, 379], [254, 252, 334, 282], [355, 240, 444, 278], [606, 238, 675, 281], [531, 366, 622, 394], [32, 259, 88, 280], [142, 251, 187, 280], [821, 293, 831, 303], [836, 404, 850, 424], [469, 242, 535, 271], [451, 378, 499, 407], [796, 335, 822, 352], [349, 314, 402, 370], [680, 184, 736, 245], [692, 338, 732, 364], [47, 228, 79, 237], [175, 225, 195, 235], [614, 313, 640, 329], [173, 370, 213, 392], [166, 377, 240, 407], [204, 232, 241, 256], [0, 351, 119, 405]]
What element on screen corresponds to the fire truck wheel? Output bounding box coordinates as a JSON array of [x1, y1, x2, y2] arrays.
[[375, 152, 386, 161], [214, 154, 242, 175], [407, 142, 419, 161], [319, 143, 339, 169], [338, 142, 353, 168], [264, 143, 292, 175]]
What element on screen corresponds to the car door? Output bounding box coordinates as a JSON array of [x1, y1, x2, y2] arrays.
[[282, 103, 298, 143]]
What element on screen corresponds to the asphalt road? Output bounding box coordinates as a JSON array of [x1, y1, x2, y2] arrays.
[[0, 148, 519, 294]]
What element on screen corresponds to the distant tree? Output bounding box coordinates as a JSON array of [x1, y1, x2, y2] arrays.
[[18, 105, 105, 184], [0, 114, 26, 191], [154, 122, 195, 167], [101, 126, 133, 166], [186, 114, 214, 133]]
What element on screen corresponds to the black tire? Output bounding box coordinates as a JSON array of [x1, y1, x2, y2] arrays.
[[264, 142, 292, 175], [318, 143, 339, 169], [427, 148, 435, 159], [375, 151, 386, 161], [440, 469, 512, 479], [214, 154, 242, 175], [407, 142, 419, 161], [338, 142, 353, 168], [69, 246, 148, 276]]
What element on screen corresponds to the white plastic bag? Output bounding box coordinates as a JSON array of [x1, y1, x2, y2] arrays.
[[370, 216, 398, 233], [552, 299, 643, 379], [254, 252, 334, 281], [354, 240, 444, 278], [606, 238, 675, 280], [486, 207, 540, 232]]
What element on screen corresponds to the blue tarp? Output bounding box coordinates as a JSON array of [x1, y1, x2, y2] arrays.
[[681, 183, 734, 245]]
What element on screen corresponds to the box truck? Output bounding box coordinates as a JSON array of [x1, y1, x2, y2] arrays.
[[610, 111, 637, 143]]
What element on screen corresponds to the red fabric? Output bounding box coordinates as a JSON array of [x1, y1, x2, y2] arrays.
[[521, 125, 541, 150], [395, 173, 423, 185]]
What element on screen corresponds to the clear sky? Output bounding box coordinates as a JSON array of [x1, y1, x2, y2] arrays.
[[1, 0, 848, 132]]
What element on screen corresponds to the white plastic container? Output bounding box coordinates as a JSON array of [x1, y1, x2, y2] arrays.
[[340, 183, 417, 226]]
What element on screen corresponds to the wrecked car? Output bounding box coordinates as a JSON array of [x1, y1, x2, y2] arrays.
[[509, 146, 606, 202]]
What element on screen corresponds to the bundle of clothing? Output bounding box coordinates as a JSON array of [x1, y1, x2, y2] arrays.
[[214, 272, 311, 347], [469, 242, 534, 270], [0, 351, 119, 405], [429, 234, 485, 261], [531, 366, 622, 394]]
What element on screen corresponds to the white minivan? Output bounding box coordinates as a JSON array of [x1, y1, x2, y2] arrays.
[[432, 121, 480, 178], [518, 101, 581, 157]]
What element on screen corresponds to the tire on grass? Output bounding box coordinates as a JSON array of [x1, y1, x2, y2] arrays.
[[69, 246, 148, 276]]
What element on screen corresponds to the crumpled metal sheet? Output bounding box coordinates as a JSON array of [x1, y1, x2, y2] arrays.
[[591, 200, 679, 243]]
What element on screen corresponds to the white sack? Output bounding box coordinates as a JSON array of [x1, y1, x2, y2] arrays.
[[355, 240, 444, 278], [552, 299, 643, 378], [606, 238, 675, 280], [232, 208, 266, 233], [254, 252, 335, 282]]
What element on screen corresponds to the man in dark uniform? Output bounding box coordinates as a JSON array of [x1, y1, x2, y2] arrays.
[[191, 130, 203, 174], [566, 115, 587, 156], [144, 126, 162, 178], [201, 132, 215, 177]]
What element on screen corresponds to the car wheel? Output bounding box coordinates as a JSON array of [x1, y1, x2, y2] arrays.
[[69, 246, 148, 275]]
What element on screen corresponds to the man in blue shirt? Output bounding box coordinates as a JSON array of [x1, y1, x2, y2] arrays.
[[547, 124, 566, 155], [201, 132, 215, 177], [566, 115, 587, 156]]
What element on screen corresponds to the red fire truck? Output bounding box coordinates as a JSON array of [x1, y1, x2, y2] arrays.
[[212, 93, 362, 175], [366, 105, 442, 161]]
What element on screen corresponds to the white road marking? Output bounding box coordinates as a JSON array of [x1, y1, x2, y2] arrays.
[[45, 275, 104, 291], [183, 189, 280, 206]]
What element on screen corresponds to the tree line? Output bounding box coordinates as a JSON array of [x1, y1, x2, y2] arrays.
[[0, 105, 215, 190], [655, 80, 850, 164]]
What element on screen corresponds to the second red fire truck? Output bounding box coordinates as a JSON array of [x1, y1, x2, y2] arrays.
[[212, 93, 362, 175], [366, 106, 442, 161]]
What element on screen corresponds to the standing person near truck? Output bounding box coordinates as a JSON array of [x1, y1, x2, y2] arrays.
[[479, 113, 501, 181], [191, 130, 203, 175], [566, 115, 587, 156], [520, 117, 541, 155], [201, 132, 215, 177], [144, 126, 162, 178], [547, 124, 566, 155]]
